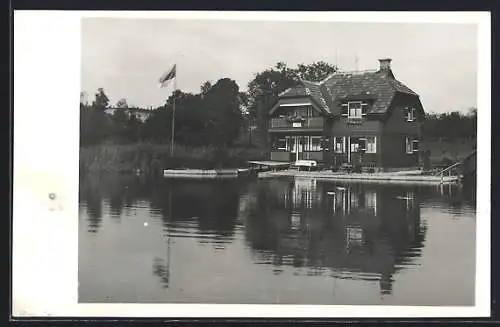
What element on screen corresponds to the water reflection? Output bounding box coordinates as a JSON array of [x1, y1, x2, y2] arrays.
[[79, 173, 475, 304], [79, 175, 104, 232], [79, 174, 243, 239], [242, 178, 427, 295]]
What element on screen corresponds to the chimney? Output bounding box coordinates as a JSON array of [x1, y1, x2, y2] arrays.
[[378, 58, 392, 71]]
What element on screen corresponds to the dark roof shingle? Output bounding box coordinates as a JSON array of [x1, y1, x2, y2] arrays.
[[277, 69, 419, 115]]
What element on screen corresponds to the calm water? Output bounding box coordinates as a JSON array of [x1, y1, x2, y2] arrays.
[[78, 174, 476, 305]]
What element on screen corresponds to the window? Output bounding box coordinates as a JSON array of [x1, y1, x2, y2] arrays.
[[302, 136, 310, 151], [405, 136, 419, 154], [412, 140, 420, 152], [287, 137, 295, 151], [358, 138, 367, 151], [310, 136, 322, 151], [406, 107, 416, 122], [348, 101, 362, 118], [276, 138, 287, 151], [334, 137, 345, 153], [405, 137, 412, 153], [350, 137, 365, 152], [366, 137, 377, 153], [294, 107, 307, 116]]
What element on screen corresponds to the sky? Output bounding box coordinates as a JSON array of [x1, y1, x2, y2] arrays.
[[81, 17, 478, 114]]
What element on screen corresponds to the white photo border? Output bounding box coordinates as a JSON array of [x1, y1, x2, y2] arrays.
[[12, 10, 491, 318]]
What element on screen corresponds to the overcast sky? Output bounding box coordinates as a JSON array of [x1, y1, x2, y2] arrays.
[[81, 18, 478, 113]]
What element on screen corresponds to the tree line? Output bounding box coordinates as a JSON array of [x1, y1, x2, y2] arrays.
[[421, 109, 477, 140], [80, 61, 477, 148], [80, 61, 338, 148]]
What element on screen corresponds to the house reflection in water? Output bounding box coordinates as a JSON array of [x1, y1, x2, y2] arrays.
[[243, 178, 426, 295]]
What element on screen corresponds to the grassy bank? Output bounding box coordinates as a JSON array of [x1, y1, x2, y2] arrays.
[[80, 138, 475, 175], [420, 137, 476, 166], [79, 143, 267, 175]]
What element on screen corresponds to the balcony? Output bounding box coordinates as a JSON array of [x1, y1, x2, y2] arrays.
[[269, 117, 324, 131]]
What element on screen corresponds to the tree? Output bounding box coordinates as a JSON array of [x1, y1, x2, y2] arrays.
[[142, 90, 201, 144], [202, 78, 244, 147], [93, 88, 109, 110], [246, 61, 338, 119], [141, 79, 245, 148], [124, 111, 142, 142], [116, 98, 129, 108], [421, 109, 477, 140], [296, 61, 337, 82], [110, 108, 129, 143], [201, 81, 212, 96], [80, 102, 112, 146], [80, 91, 88, 105]]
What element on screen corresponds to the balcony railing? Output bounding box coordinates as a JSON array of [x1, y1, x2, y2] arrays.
[[270, 117, 324, 130]]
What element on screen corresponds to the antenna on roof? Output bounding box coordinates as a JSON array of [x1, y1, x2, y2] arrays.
[[354, 52, 359, 72], [335, 48, 339, 68]]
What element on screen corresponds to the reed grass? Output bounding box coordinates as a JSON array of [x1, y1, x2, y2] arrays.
[[79, 142, 267, 175]]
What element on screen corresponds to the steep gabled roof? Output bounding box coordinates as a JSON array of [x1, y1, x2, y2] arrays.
[[302, 80, 331, 113], [277, 68, 420, 115], [279, 84, 308, 98], [279, 80, 330, 113]]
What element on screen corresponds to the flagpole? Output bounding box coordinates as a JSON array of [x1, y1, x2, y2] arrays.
[[171, 66, 176, 157]]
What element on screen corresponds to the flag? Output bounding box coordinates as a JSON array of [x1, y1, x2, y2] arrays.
[[158, 64, 176, 88]]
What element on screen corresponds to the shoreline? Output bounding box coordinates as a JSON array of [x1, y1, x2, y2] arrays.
[[258, 169, 461, 185], [161, 167, 462, 185]]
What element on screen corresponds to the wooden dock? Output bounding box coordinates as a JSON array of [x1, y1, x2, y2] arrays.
[[248, 161, 291, 172], [163, 169, 240, 179], [257, 170, 460, 185]]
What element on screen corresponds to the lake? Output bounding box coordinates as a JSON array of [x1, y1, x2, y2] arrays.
[[78, 174, 476, 305]]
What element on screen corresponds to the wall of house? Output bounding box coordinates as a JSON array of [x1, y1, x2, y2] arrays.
[[379, 93, 423, 168], [383, 93, 422, 135], [331, 117, 383, 136], [268, 129, 331, 164], [331, 153, 379, 167], [328, 117, 383, 166], [379, 134, 416, 168], [271, 151, 291, 162], [323, 120, 334, 167]]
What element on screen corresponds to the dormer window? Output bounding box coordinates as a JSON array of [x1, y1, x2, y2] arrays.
[[405, 107, 416, 122], [348, 101, 362, 119]]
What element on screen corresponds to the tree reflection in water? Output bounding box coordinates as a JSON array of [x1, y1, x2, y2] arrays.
[[242, 178, 428, 295], [152, 257, 170, 289], [79, 173, 470, 295]]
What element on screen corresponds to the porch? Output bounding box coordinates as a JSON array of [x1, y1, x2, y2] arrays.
[[270, 151, 324, 162]]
